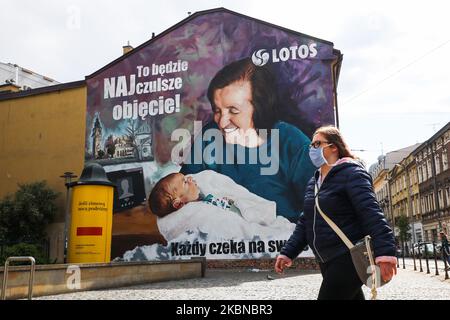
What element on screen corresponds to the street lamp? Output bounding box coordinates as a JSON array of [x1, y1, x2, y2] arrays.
[[60, 172, 77, 263]]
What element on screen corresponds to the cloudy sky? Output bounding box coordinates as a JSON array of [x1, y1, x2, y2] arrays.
[[1, 0, 449, 166]]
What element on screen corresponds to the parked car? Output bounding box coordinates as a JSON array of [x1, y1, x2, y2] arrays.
[[435, 242, 443, 256], [412, 242, 436, 258]]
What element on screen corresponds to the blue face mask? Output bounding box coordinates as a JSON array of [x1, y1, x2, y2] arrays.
[[309, 147, 326, 168]]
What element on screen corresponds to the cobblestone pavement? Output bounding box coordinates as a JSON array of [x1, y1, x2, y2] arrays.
[[36, 258, 450, 300]]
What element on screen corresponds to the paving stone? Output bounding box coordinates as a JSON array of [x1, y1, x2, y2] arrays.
[[35, 259, 450, 300]]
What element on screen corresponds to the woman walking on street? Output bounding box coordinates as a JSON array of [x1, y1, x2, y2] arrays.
[[275, 125, 398, 300], [440, 231, 450, 269]]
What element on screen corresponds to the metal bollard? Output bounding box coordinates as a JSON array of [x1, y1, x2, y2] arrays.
[[412, 246, 417, 271], [443, 249, 449, 280], [1, 256, 35, 300], [433, 242, 439, 276], [402, 243, 406, 269], [418, 244, 423, 272], [425, 244, 430, 274], [397, 248, 400, 268]]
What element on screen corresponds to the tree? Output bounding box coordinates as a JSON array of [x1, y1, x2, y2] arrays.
[[0, 181, 59, 243], [397, 214, 411, 255]]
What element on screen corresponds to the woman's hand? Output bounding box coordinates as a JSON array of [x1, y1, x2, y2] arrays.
[[274, 254, 293, 274], [375, 256, 398, 282]]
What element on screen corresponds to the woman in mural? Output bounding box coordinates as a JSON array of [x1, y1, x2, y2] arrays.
[[180, 57, 316, 223], [275, 126, 397, 300]]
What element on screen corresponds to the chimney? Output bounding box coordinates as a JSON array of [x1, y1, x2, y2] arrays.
[[122, 41, 133, 55]]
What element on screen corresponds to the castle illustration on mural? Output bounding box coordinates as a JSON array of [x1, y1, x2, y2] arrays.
[[89, 114, 153, 164]]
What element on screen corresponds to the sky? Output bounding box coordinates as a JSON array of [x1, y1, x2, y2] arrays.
[[1, 0, 449, 166]]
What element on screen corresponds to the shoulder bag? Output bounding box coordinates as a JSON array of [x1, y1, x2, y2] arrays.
[[314, 184, 390, 300]]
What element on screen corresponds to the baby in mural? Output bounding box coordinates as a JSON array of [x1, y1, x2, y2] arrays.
[[149, 172, 242, 218], [148, 170, 295, 242]]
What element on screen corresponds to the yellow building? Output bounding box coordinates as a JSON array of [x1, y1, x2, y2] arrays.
[[389, 152, 423, 248], [372, 166, 392, 225], [0, 81, 86, 262], [369, 144, 422, 243], [404, 154, 423, 243]]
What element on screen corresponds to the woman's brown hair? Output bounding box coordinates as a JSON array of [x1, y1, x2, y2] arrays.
[[207, 57, 279, 131], [313, 125, 356, 159]]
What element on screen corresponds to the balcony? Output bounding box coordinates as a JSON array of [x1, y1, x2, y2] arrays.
[[422, 211, 440, 222]]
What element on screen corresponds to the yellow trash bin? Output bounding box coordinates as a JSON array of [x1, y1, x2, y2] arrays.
[[67, 163, 115, 264]]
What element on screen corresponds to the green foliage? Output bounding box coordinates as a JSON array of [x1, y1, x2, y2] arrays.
[[397, 215, 411, 243], [0, 181, 59, 264], [0, 242, 54, 265]]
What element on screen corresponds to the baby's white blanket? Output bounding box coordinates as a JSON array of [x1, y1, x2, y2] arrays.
[[157, 170, 295, 242]]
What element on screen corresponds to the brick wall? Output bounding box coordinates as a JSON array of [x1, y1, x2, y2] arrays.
[[206, 257, 319, 270]]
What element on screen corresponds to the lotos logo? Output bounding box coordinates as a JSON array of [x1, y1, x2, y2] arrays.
[[251, 43, 318, 66], [252, 49, 270, 66]]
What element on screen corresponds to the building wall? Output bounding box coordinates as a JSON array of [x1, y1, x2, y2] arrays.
[[0, 62, 59, 90], [0, 85, 86, 262], [373, 169, 392, 223], [390, 164, 409, 220], [415, 124, 450, 241]]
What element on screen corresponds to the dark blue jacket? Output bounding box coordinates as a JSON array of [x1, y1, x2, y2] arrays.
[[280, 160, 396, 263]]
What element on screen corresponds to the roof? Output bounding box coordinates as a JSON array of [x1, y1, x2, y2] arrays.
[[383, 144, 422, 169], [412, 121, 450, 155], [0, 80, 85, 102], [369, 143, 421, 178], [86, 7, 341, 80], [0, 62, 59, 83]]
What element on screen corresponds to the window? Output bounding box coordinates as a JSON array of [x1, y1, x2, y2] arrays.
[[418, 166, 423, 183], [427, 160, 432, 179], [435, 154, 441, 175], [415, 197, 420, 214], [446, 187, 450, 208], [438, 190, 443, 209], [416, 231, 423, 243], [443, 149, 448, 171]]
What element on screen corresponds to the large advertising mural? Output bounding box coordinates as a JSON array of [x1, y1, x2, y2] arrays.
[[85, 8, 341, 261]]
